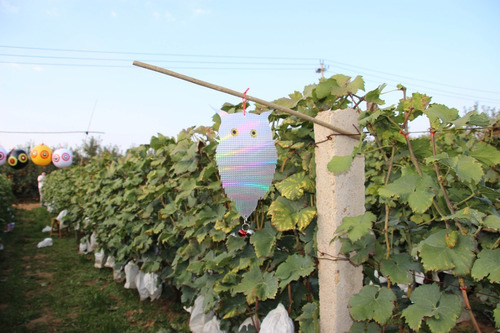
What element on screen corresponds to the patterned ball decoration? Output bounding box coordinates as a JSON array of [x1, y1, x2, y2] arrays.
[[52, 148, 73, 168], [0, 146, 7, 166], [30, 144, 53, 166], [7, 149, 29, 169]]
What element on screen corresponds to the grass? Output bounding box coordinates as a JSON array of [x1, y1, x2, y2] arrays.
[[0, 207, 189, 333]]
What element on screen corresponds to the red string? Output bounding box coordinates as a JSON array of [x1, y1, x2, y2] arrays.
[[242, 88, 250, 116]]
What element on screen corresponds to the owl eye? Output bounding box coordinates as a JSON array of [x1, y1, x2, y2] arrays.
[[8, 157, 18, 166], [31, 150, 38, 158], [0, 152, 4, 160], [41, 151, 49, 158], [19, 153, 28, 162], [53, 154, 60, 162], [250, 129, 258, 137], [62, 153, 70, 161], [231, 128, 239, 136]]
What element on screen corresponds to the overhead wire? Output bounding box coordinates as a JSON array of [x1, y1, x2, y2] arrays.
[[1, 45, 499, 105]]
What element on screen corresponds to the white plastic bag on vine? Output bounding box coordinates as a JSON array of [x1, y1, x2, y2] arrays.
[[202, 316, 226, 333], [189, 295, 217, 333], [135, 271, 149, 301], [144, 272, 162, 301], [94, 250, 106, 269], [79, 241, 88, 254], [259, 303, 294, 333], [113, 266, 125, 282], [104, 255, 115, 268], [124, 261, 139, 289]]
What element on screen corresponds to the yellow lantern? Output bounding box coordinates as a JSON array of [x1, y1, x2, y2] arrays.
[[30, 144, 52, 166]]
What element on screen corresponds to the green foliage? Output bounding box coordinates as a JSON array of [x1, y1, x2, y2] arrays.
[[401, 284, 462, 332], [42, 74, 500, 331], [349, 285, 395, 325], [0, 174, 15, 228]]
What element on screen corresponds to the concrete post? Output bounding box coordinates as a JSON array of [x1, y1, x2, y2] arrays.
[[314, 109, 364, 333]]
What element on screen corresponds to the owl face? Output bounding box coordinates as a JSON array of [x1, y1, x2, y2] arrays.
[[31, 144, 53, 166], [52, 148, 73, 168], [218, 110, 274, 147], [0, 146, 7, 166], [7, 149, 29, 170]]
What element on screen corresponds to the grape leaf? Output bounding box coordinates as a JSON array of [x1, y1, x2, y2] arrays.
[[494, 304, 500, 328], [275, 254, 315, 289], [327, 155, 353, 174], [349, 285, 395, 325], [232, 265, 278, 304], [268, 197, 316, 232], [275, 172, 315, 200], [469, 142, 500, 166], [297, 302, 320, 333], [336, 212, 375, 242], [418, 229, 476, 276], [250, 222, 277, 258], [349, 322, 382, 333], [425, 104, 459, 129], [380, 253, 416, 285], [401, 284, 461, 332], [455, 156, 484, 184], [379, 173, 435, 213], [471, 249, 500, 283], [483, 215, 500, 230]]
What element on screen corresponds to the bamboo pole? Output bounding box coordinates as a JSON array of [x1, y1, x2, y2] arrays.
[[132, 61, 360, 139]]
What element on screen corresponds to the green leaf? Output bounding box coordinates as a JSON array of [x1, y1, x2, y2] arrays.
[[494, 304, 500, 328], [315, 80, 333, 99], [469, 142, 500, 166], [268, 197, 316, 232], [347, 76, 365, 94], [336, 212, 375, 242], [327, 155, 353, 174], [484, 215, 500, 231], [402, 284, 461, 332], [455, 155, 484, 183], [380, 253, 415, 285], [232, 265, 278, 304], [275, 254, 316, 289], [349, 322, 381, 333], [275, 172, 315, 200], [250, 223, 277, 258], [471, 249, 500, 283], [297, 302, 320, 333], [379, 173, 435, 213], [349, 285, 395, 325], [418, 229, 476, 276], [364, 84, 386, 105], [425, 104, 459, 129]]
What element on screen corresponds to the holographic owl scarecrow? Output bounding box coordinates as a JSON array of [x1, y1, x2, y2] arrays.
[[215, 111, 277, 230]]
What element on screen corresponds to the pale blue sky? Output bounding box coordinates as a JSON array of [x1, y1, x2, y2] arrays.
[[1, 0, 499, 151]]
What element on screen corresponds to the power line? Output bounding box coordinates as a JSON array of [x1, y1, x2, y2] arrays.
[[0, 45, 317, 61]]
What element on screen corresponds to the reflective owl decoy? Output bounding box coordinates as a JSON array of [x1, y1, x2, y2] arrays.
[[52, 148, 73, 168], [30, 144, 53, 166], [0, 146, 7, 166], [7, 149, 29, 170], [215, 111, 277, 220]]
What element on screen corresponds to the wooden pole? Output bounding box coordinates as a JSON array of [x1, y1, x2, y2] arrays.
[[132, 60, 360, 139]]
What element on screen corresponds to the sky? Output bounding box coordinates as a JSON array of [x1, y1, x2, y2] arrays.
[[1, 0, 499, 152]]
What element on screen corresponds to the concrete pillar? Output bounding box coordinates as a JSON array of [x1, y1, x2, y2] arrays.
[[314, 109, 364, 333]]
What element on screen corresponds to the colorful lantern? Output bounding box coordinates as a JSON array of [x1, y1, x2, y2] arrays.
[[7, 149, 29, 169], [30, 144, 53, 166], [0, 146, 7, 166], [52, 148, 73, 168], [215, 111, 277, 221]]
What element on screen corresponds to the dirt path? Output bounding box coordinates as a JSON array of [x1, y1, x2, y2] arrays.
[[13, 202, 42, 210]]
